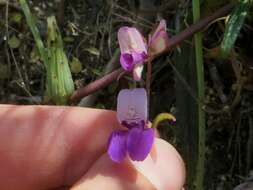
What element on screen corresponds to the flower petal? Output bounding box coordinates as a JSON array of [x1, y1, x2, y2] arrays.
[[127, 127, 154, 161], [118, 27, 147, 55], [133, 63, 144, 81], [118, 27, 148, 71], [107, 130, 128, 162], [132, 51, 147, 63], [120, 53, 134, 71], [117, 88, 148, 124], [148, 19, 169, 56], [120, 51, 147, 71]]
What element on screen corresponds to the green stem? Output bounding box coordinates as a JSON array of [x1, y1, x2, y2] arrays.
[[192, 0, 206, 189]]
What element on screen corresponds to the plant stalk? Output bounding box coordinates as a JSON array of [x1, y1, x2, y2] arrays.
[[192, 0, 206, 189], [70, 3, 234, 102]]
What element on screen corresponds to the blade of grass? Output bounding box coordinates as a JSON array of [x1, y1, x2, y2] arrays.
[[192, 0, 206, 189], [19, 0, 74, 104], [19, 0, 48, 68], [221, 0, 251, 57]]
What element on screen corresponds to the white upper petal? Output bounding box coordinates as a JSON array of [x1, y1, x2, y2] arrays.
[[117, 88, 147, 123]]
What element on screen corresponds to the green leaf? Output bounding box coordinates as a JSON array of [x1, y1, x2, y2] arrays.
[[70, 57, 82, 74], [11, 12, 22, 23], [152, 113, 176, 128], [19, 0, 74, 105], [84, 47, 100, 56], [221, 0, 250, 58], [8, 35, 21, 49], [46, 16, 74, 105], [63, 36, 75, 43]]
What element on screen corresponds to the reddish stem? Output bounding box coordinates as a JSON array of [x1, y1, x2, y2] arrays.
[[70, 3, 234, 102], [146, 54, 152, 106], [70, 68, 124, 103]]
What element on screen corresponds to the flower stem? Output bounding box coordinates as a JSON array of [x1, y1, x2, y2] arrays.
[[70, 3, 234, 102], [146, 55, 152, 104], [70, 68, 124, 103], [192, 0, 206, 189]]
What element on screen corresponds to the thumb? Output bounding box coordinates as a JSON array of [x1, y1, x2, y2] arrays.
[[70, 138, 185, 190]]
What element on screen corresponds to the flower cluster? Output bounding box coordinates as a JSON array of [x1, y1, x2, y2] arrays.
[[107, 20, 169, 162], [118, 20, 169, 81]]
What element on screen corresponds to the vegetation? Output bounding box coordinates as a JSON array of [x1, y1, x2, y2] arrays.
[[0, 0, 253, 189]]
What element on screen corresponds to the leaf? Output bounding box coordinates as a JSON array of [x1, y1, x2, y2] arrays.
[[11, 12, 22, 23], [8, 35, 21, 49], [19, 0, 74, 105], [84, 47, 100, 56], [63, 36, 75, 43], [221, 0, 250, 58], [46, 16, 74, 105], [152, 113, 176, 128], [70, 57, 82, 74]]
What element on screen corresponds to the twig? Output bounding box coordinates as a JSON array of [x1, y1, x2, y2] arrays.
[[78, 49, 120, 107], [0, 1, 21, 11], [156, 3, 234, 56], [70, 3, 235, 102], [70, 68, 125, 103], [114, 4, 153, 26]]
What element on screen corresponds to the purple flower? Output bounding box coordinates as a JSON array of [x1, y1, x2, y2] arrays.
[[118, 27, 148, 81], [107, 88, 154, 162], [118, 27, 148, 71], [117, 20, 169, 81]]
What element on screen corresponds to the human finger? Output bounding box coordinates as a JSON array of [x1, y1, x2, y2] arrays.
[[0, 104, 120, 190], [71, 138, 185, 190]]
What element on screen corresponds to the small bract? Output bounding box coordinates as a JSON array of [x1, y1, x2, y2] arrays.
[[149, 19, 169, 57]]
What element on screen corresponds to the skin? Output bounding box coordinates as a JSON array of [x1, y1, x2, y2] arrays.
[[0, 104, 185, 190]]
